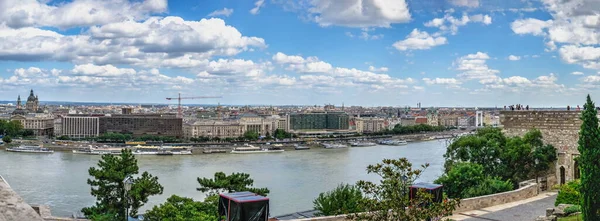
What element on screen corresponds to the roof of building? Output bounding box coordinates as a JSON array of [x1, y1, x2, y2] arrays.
[[274, 209, 319, 220]]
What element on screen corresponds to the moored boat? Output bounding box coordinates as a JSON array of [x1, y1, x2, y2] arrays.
[[72, 146, 122, 155], [379, 140, 408, 146], [323, 143, 348, 149], [350, 142, 377, 147], [133, 145, 192, 155], [6, 145, 53, 153], [294, 144, 310, 150], [231, 144, 284, 154]]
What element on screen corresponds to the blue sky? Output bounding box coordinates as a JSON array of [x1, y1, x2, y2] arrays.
[[0, 0, 599, 107]]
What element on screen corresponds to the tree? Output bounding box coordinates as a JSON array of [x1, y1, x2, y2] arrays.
[[57, 135, 70, 140], [435, 162, 486, 198], [243, 131, 259, 141], [82, 149, 164, 220], [313, 184, 364, 216], [197, 172, 269, 196], [577, 94, 600, 220], [350, 158, 459, 221], [144, 195, 220, 221], [2, 136, 12, 144], [21, 129, 34, 137], [5, 120, 23, 137]]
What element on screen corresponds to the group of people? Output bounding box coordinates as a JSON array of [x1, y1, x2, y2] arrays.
[[566, 105, 581, 111], [504, 104, 529, 111]]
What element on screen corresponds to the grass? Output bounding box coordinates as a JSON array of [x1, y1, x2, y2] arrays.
[[558, 214, 582, 221]]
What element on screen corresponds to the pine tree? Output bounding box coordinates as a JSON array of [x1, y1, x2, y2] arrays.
[[82, 149, 163, 220], [578, 94, 600, 220]]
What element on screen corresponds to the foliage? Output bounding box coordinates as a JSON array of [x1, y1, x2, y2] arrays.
[[56, 135, 70, 140], [443, 128, 556, 187], [350, 158, 460, 221], [462, 177, 513, 198], [274, 129, 293, 140], [197, 172, 270, 196], [555, 180, 581, 206], [144, 195, 220, 221], [313, 183, 365, 216], [82, 149, 164, 220], [243, 131, 260, 141], [371, 124, 449, 136], [2, 136, 12, 143], [558, 214, 583, 221], [0, 120, 24, 137], [435, 163, 485, 198], [564, 205, 581, 216], [577, 94, 600, 220], [21, 129, 34, 137]]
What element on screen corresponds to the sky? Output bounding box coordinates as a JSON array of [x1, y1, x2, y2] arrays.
[[1, 0, 600, 107]]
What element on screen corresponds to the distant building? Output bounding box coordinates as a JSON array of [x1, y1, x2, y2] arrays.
[[12, 89, 43, 115], [427, 108, 439, 126], [400, 116, 416, 126], [183, 120, 244, 139], [10, 114, 53, 137], [355, 118, 386, 133], [289, 112, 349, 131], [458, 116, 475, 127], [55, 115, 100, 139], [121, 108, 133, 115], [99, 114, 182, 138], [415, 116, 428, 125]]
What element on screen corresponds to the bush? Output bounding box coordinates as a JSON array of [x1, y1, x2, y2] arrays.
[[313, 184, 364, 216], [462, 177, 513, 198], [555, 180, 581, 206], [435, 162, 485, 198], [564, 205, 581, 215]]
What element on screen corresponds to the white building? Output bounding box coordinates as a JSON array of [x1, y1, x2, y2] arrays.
[[56, 115, 100, 139], [355, 118, 386, 133], [183, 120, 244, 139], [10, 114, 54, 137]]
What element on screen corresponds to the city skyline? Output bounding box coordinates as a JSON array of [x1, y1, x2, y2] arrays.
[[0, 0, 598, 106]]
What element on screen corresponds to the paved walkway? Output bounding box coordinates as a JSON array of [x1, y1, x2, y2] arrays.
[[448, 192, 558, 221]]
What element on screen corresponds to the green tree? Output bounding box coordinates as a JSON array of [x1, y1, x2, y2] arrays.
[[555, 180, 581, 206], [577, 94, 600, 220], [197, 172, 269, 196], [435, 162, 486, 198], [462, 178, 513, 198], [82, 149, 164, 220], [243, 131, 259, 141], [2, 136, 12, 144], [144, 195, 220, 221], [313, 184, 364, 216], [350, 158, 460, 221], [21, 129, 34, 137], [5, 120, 23, 137], [57, 135, 70, 140]]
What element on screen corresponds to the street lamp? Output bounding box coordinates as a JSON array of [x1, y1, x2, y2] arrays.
[[123, 176, 133, 221]]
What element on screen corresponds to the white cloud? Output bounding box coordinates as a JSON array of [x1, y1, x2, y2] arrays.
[[510, 18, 552, 36], [424, 13, 492, 35], [368, 66, 389, 72], [571, 71, 584, 75], [208, 8, 234, 17], [413, 86, 425, 90], [583, 75, 600, 83], [0, 0, 167, 29], [449, 0, 479, 8], [392, 29, 447, 51], [559, 45, 600, 69], [307, 0, 411, 28], [72, 64, 136, 77], [250, 0, 265, 15], [545, 41, 557, 52], [508, 55, 521, 61], [422, 78, 461, 85], [272, 52, 306, 64], [0, 17, 266, 67], [454, 52, 500, 80]]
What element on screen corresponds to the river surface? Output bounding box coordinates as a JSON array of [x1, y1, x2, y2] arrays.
[[0, 139, 449, 217]]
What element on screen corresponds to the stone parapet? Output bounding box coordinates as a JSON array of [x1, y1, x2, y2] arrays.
[[455, 183, 539, 213]]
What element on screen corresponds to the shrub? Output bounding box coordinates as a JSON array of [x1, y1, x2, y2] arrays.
[[313, 183, 364, 216], [555, 180, 581, 206], [564, 205, 581, 215], [435, 162, 485, 199], [462, 177, 513, 198]]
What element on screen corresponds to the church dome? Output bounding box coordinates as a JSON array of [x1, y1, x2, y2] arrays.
[[27, 89, 35, 102]]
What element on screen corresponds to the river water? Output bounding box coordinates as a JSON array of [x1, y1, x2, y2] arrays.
[[0, 139, 449, 217]]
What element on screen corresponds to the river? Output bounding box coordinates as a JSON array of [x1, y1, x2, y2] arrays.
[[0, 139, 449, 217]]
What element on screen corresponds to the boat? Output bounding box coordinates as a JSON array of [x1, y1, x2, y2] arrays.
[[379, 140, 408, 146], [323, 143, 348, 149], [6, 145, 53, 153], [350, 142, 377, 147], [294, 144, 310, 150], [230, 144, 284, 154], [133, 145, 192, 155], [202, 148, 228, 154], [72, 146, 122, 155]]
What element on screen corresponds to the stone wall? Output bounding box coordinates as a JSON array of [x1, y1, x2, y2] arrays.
[[500, 111, 581, 184], [455, 182, 539, 213]]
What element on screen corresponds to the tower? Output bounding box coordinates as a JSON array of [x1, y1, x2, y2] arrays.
[[17, 95, 21, 109]]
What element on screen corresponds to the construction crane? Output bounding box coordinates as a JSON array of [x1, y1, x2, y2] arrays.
[[166, 93, 222, 118]]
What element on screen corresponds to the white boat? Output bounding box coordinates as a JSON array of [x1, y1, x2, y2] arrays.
[[379, 140, 408, 146], [133, 145, 192, 155], [294, 144, 310, 150], [323, 143, 348, 149], [231, 145, 284, 154], [6, 145, 53, 153], [72, 146, 122, 155], [350, 142, 377, 147]]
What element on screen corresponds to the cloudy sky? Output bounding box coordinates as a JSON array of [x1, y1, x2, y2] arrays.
[[0, 0, 599, 107]]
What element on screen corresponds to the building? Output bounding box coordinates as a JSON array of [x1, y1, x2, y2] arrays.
[[400, 116, 416, 126], [99, 114, 182, 138], [55, 115, 100, 139], [12, 89, 42, 115], [415, 116, 428, 125], [289, 112, 349, 131], [458, 116, 475, 127], [427, 109, 439, 126], [10, 114, 54, 137], [183, 120, 244, 138], [439, 115, 458, 127], [355, 118, 386, 133]]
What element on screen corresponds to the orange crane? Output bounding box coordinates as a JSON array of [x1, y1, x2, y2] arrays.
[[166, 93, 222, 118]]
